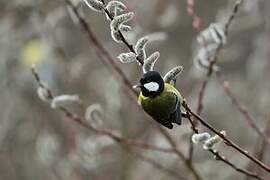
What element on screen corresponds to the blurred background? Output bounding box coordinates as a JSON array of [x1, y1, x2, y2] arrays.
[[0, 0, 270, 179]]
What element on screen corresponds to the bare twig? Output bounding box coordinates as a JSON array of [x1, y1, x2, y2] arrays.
[[156, 125, 202, 180], [64, 0, 137, 98], [101, 1, 145, 65], [183, 102, 267, 179], [188, 0, 244, 164], [186, 0, 202, 32], [196, 0, 244, 117], [127, 149, 188, 180], [215, 70, 270, 145], [246, 117, 270, 180], [31, 67, 174, 153], [182, 101, 270, 173], [209, 149, 265, 180], [62, 1, 202, 179]]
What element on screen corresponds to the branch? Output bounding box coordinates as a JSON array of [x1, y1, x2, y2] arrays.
[[188, 0, 244, 164], [246, 117, 270, 180], [62, 1, 202, 179], [209, 149, 265, 180], [101, 2, 144, 65], [64, 0, 137, 98], [215, 70, 270, 145], [127, 149, 188, 180], [184, 103, 267, 180], [31, 67, 174, 154], [196, 0, 244, 116], [182, 101, 270, 173], [186, 0, 202, 32]]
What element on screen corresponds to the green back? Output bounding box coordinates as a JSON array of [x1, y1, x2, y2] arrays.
[[138, 83, 182, 122]]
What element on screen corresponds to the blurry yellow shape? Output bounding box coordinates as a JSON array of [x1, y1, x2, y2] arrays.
[[21, 39, 44, 67]]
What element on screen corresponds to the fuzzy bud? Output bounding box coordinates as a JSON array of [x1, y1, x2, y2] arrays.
[[197, 23, 226, 46], [37, 86, 52, 102], [110, 12, 134, 31], [51, 94, 80, 109], [194, 44, 219, 72], [111, 30, 122, 43], [82, 0, 105, 12], [143, 51, 160, 73], [192, 132, 211, 144], [147, 32, 168, 42], [105, 1, 127, 20], [135, 36, 149, 61], [119, 25, 132, 32], [203, 130, 226, 150], [118, 52, 137, 63], [85, 104, 104, 128], [163, 66, 183, 84]]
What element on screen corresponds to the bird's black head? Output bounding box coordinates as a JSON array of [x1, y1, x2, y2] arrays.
[[138, 71, 164, 97]]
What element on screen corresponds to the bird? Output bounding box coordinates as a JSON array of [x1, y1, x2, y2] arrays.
[[134, 71, 184, 129]]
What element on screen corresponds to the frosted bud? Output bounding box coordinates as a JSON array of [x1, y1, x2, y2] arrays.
[[37, 86, 52, 102], [192, 132, 211, 144], [110, 12, 134, 31], [143, 51, 160, 73], [193, 44, 219, 71], [82, 0, 105, 12], [85, 104, 104, 128], [51, 94, 80, 109], [119, 25, 132, 32], [36, 132, 60, 166], [135, 36, 149, 61], [163, 66, 183, 84], [203, 130, 226, 150], [105, 1, 127, 20], [147, 32, 168, 42], [118, 52, 137, 63], [197, 23, 226, 46], [111, 30, 122, 43]]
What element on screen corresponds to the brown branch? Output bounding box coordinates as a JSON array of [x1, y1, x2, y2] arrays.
[[183, 102, 267, 179], [196, 0, 244, 117], [186, 0, 202, 32], [182, 101, 270, 173], [63, 0, 137, 98], [101, 2, 144, 65], [31, 67, 174, 153], [209, 149, 265, 180], [246, 117, 270, 180], [127, 149, 189, 180], [62, 1, 203, 179], [188, 0, 244, 164], [156, 125, 202, 180], [215, 70, 270, 145]]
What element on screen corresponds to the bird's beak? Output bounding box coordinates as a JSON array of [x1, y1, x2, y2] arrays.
[[132, 84, 142, 89]]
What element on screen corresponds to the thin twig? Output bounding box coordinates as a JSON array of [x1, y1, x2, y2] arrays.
[[63, 1, 203, 179], [186, 0, 202, 32], [32, 67, 194, 179], [246, 117, 270, 180], [31, 67, 174, 153], [184, 103, 267, 179], [215, 70, 270, 145], [209, 149, 265, 180], [188, 0, 244, 164], [64, 0, 137, 97], [182, 101, 270, 173], [185, 108, 266, 180], [101, 2, 144, 65], [156, 125, 202, 180], [196, 0, 243, 117], [127, 149, 188, 180]]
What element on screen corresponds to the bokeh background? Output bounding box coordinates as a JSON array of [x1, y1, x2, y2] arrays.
[[0, 0, 270, 179]]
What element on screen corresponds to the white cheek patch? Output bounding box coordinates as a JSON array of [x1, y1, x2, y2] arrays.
[[144, 82, 159, 92]]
